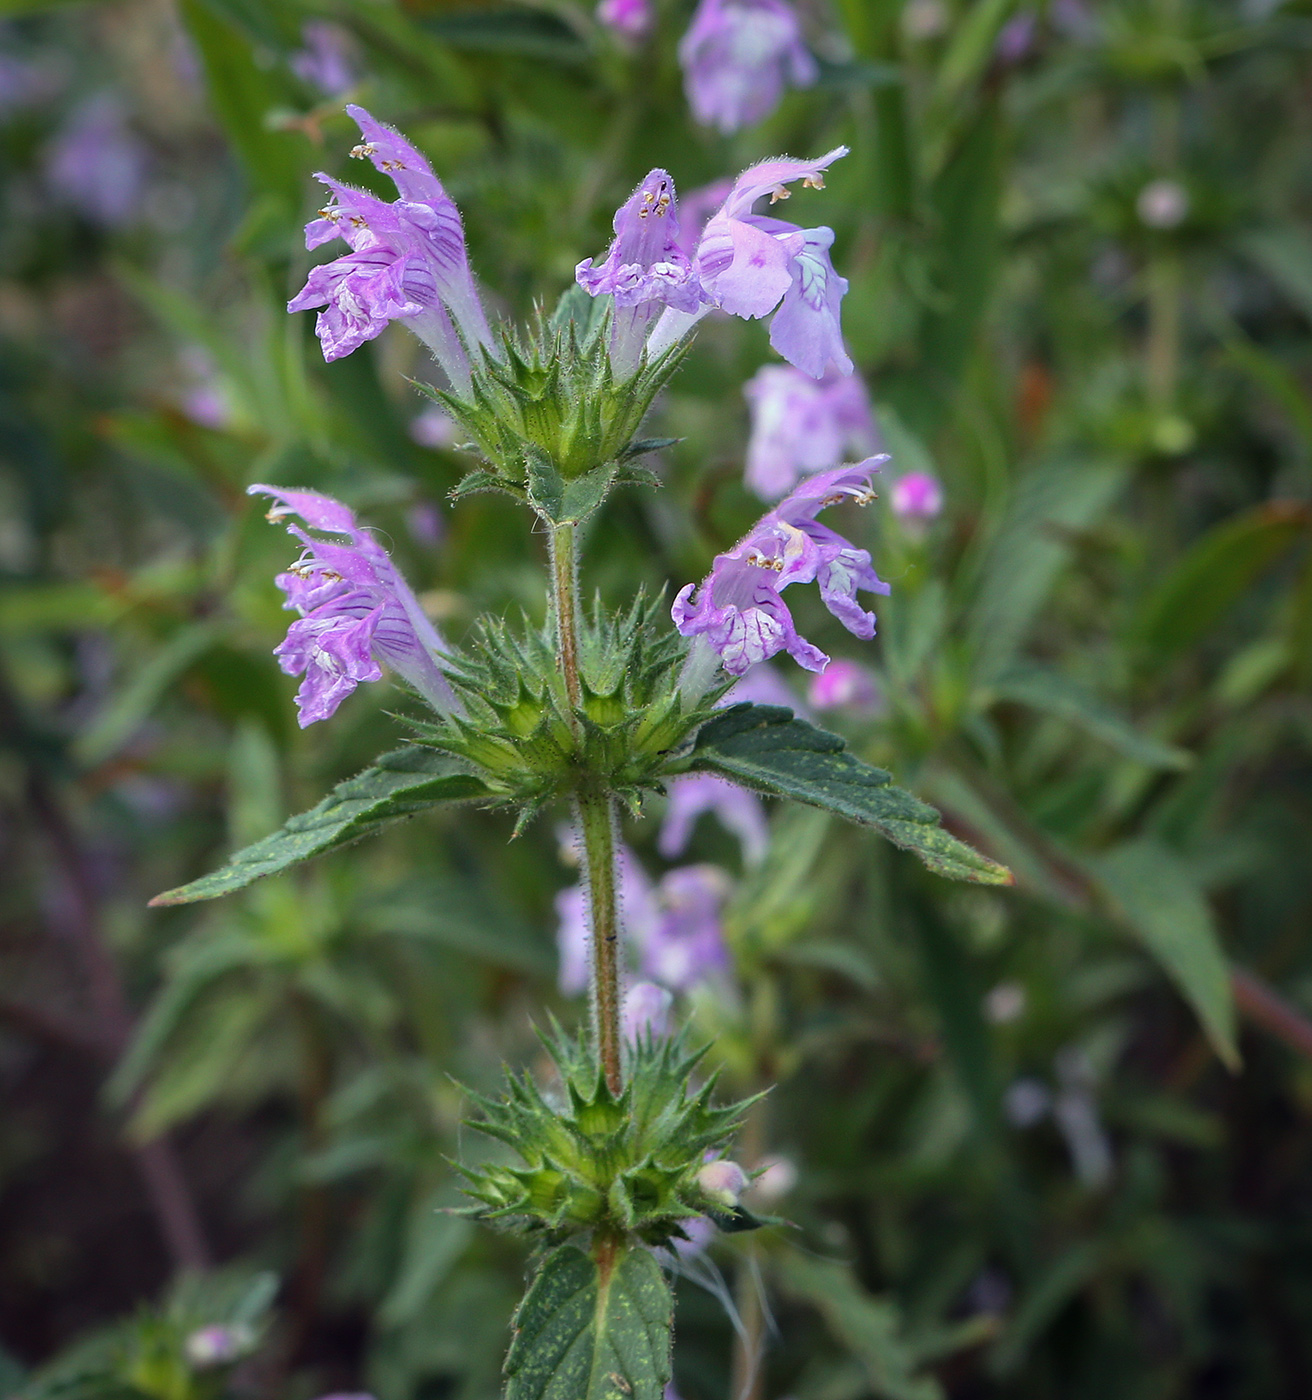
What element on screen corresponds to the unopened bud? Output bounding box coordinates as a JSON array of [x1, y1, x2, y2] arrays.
[[698, 1158, 748, 1205], [184, 1324, 251, 1369]]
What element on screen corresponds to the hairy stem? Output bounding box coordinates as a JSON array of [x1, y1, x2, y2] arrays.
[[575, 789, 624, 1095], [550, 521, 583, 718]]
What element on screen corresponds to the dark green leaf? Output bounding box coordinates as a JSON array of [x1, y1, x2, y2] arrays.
[[619, 438, 680, 460], [680, 706, 1012, 885], [420, 7, 590, 63], [526, 447, 617, 524], [1127, 501, 1310, 662], [150, 748, 493, 906], [991, 662, 1191, 769], [504, 1243, 672, 1400], [1091, 838, 1238, 1068], [777, 1256, 943, 1400]]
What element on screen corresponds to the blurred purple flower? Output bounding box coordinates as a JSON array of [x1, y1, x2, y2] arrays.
[[721, 661, 809, 716], [673, 461, 889, 677], [672, 179, 733, 258], [289, 105, 495, 393], [184, 1325, 250, 1368], [744, 364, 877, 499], [178, 349, 232, 430], [890, 470, 943, 522], [0, 51, 61, 115], [555, 847, 658, 995], [249, 484, 457, 727], [678, 0, 816, 135], [659, 774, 768, 865], [410, 403, 458, 448], [406, 500, 444, 548], [994, 10, 1036, 64], [648, 148, 852, 379], [556, 852, 729, 995], [597, 0, 652, 39], [807, 657, 880, 712], [45, 95, 146, 227], [577, 168, 705, 375], [641, 864, 731, 991], [622, 981, 673, 1040], [290, 22, 356, 97]]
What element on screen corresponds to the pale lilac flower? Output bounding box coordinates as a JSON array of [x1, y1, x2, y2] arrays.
[[622, 981, 673, 1040], [807, 657, 880, 712], [178, 349, 232, 430], [659, 774, 768, 865], [648, 148, 852, 380], [671, 1215, 716, 1260], [248, 485, 457, 727], [673, 461, 889, 679], [45, 95, 146, 227], [889, 470, 943, 522], [410, 403, 458, 448], [185, 1325, 250, 1368], [597, 0, 652, 39], [744, 364, 877, 499], [678, 0, 817, 135], [289, 105, 495, 393], [697, 1158, 747, 1205], [640, 864, 731, 991], [290, 21, 356, 97], [576, 169, 704, 375]]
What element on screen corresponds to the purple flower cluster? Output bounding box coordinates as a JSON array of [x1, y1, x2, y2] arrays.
[[679, 0, 817, 135], [45, 95, 147, 228], [673, 462, 889, 678], [290, 22, 357, 97], [580, 148, 852, 381], [248, 485, 457, 727], [288, 106, 494, 392], [744, 364, 878, 499]]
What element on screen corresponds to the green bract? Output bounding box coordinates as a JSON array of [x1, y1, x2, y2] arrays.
[[456, 1025, 761, 1248], [426, 292, 686, 505]]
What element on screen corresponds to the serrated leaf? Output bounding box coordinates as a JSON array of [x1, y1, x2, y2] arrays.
[[680, 706, 1012, 886], [526, 446, 617, 524], [451, 468, 526, 501], [150, 748, 493, 905], [1091, 838, 1238, 1068], [504, 1242, 672, 1400], [991, 662, 1190, 769]]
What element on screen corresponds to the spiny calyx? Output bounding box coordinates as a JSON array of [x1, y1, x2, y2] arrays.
[[455, 1024, 762, 1248]]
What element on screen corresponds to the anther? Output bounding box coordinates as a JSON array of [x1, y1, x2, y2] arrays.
[[349, 142, 378, 160], [768, 184, 791, 203], [802, 174, 825, 190]]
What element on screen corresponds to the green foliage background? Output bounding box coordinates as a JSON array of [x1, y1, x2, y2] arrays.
[[2, 0, 1312, 1396]]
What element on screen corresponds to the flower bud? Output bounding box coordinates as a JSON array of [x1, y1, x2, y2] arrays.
[[697, 1158, 748, 1205], [184, 1324, 251, 1369]]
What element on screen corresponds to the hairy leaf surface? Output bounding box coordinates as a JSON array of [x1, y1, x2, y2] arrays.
[[682, 705, 1012, 885], [151, 748, 492, 905]]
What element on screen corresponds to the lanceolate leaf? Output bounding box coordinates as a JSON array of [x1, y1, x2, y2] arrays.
[[1092, 838, 1238, 1069], [150, 748, 493, 906], [504, 1242, 672, 1400], [680, 706, 1012, 886]]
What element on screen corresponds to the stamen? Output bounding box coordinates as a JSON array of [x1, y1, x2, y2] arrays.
[[317, 206, 340, 221], [802, 174, 825, 190], [746, 549, 785, 572], [768, 185, 791, 204], [349, 142, 379, 160], [380, 158, 406, 171]]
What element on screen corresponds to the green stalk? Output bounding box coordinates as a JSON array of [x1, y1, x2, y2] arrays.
[[575, 788, 624, 1096], [549, 518, 624, 1094]]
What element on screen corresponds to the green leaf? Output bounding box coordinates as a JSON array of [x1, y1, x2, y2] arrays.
[[1091, 838, 1238, 1068], [420, 6, 590, 64], [526, 446, 617, 524], [1126, 501, 1310, 663], [778, 1256, 943, 1400], [681, 706, 1012, 885], [991, 662, 1191, 769], [1241, 227, 1312, 324], [179, 0, 309, 213], [149, 748, 493, 906], [503, 1242, 672, 1400]]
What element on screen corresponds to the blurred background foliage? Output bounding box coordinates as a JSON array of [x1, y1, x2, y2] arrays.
[[2, 0, 1312, 1396]]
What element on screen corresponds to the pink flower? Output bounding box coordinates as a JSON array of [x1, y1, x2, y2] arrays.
[[889, 471, 943, 522]]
